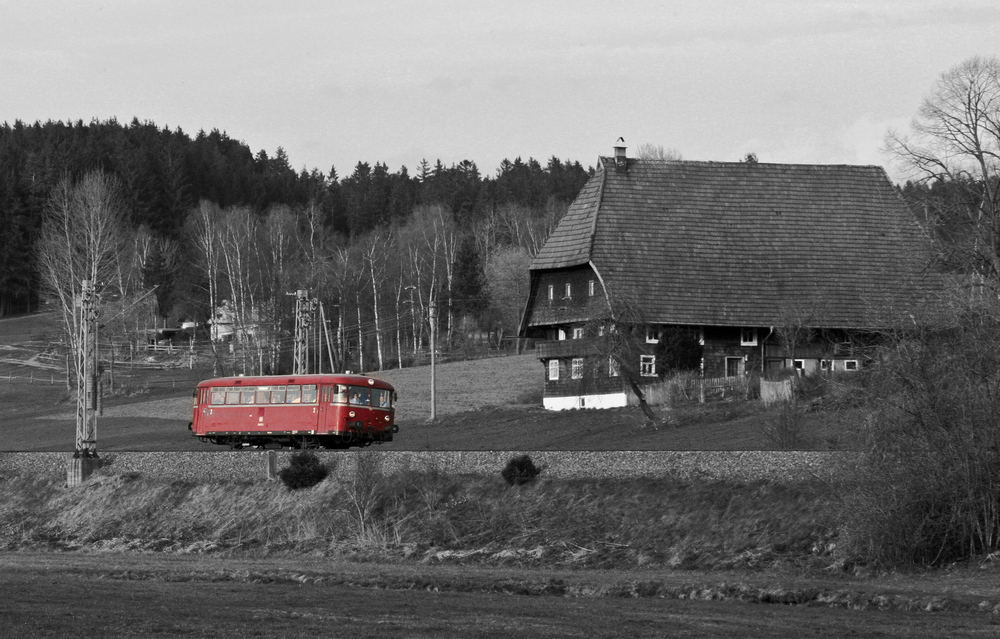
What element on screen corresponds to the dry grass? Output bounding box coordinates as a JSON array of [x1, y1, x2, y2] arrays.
[[0, 463, 839, 571]]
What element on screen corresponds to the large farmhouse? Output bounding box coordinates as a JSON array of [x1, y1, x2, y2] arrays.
[[518, 144, 935, 410]]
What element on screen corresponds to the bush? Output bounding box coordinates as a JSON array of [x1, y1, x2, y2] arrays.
[[839, 297, 1000, 567], [759, 400, 806, 450], [501, 454, 540, 486], [278, 452, 329, 490]]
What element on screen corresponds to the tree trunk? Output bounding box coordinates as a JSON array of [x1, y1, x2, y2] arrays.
[[628, 379, 657, 422]]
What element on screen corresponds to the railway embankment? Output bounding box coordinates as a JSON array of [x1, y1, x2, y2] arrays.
[[0, 450, 851, 483]]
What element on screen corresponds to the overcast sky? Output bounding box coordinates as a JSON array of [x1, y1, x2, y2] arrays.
[[3, 1, 999, 182]]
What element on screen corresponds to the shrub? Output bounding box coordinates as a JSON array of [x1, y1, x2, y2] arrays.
[[501, 454, 540, 486], [278, 452, 329, 490], [759, 400, 806, 450], [839, 297, 1000, 567]]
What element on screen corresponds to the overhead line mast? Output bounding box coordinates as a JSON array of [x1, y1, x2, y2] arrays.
[[68, 279, 102, 486]]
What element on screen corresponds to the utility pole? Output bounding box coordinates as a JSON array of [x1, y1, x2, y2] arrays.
[[68, 279, 101, 486], [293, 289, 318, 375], [429, 299, 437, 422]]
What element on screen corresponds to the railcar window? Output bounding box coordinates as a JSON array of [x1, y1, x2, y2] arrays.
[[333, 384, 348, 404], [348, 386, 371, 405], [270, 386, 286, 404], [255, 386, 270, 404], [211, 388, 226, 405], [225, 388, 241, 405], [286, 385, 302, 404], [373, 389, 392, 408], [302, 384, 318, 403], [240, 387, 256, 404]]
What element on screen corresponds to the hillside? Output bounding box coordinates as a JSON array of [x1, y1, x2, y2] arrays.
[[0, 313, 853, 451]]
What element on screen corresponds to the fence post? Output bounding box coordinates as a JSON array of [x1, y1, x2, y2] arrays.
[[266, 450, 278, 481]]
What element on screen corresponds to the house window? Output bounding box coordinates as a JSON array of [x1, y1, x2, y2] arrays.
[[645, 326, 661, 344], [699, 328, 705, 346], [741, 328, 757, 347], [793, 359, 805, 375], [548, 359, 559, 381], [571, 358, 583, 379], [564, 283, 572, 299], [558, 328, 567, 341], [572, 327, 584, 340], [547, 284, 554, 301], [820, 359, 830, 371], [725, 357, 743, 378], [640, 355, 656, 377], [844, 360, 859, 371], [609, 357, 620, 377], [588, 280, 595, 296]]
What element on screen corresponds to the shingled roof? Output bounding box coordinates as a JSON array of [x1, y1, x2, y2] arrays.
[[530, 157, 935, 328]]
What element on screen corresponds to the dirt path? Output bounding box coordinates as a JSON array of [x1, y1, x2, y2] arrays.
[[1, 552, 997, 638]]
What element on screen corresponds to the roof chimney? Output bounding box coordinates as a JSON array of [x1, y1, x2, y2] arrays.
[[613, 137, 627, 172]]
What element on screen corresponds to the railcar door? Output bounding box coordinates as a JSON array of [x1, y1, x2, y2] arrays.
[[261, 384, 319, 433], [318, 384, 333, 432]]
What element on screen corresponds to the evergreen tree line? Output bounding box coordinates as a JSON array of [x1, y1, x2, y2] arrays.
[[4, 117, 592, 373]]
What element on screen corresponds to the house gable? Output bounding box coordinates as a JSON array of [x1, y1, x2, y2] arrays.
[[522, 264, 609, 332]]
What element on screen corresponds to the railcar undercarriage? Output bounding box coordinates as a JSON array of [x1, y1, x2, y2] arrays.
[[200, 426, 397, 450]]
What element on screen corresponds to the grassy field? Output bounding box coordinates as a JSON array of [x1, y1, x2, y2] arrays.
[[0, 347, 855, 451]]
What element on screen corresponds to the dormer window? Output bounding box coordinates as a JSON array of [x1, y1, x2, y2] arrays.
[[741, 328, 757, 347], [547, 284, 554, 301], [588, 280, 595, 296], [564, 283, 572, 299]]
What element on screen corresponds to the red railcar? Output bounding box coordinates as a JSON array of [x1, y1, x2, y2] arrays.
[[189, 374, 398, 449]]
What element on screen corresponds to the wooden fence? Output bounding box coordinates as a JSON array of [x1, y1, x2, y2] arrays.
[[634, 374, 752, 406], [1, 371, 66, 385], [760, 379, 794, 405]]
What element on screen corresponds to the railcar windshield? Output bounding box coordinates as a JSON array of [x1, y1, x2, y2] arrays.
[[348, 386, 371, 405], [372, 388, 392, 408]]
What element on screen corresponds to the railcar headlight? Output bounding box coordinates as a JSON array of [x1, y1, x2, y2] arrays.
[[349, 411, 356, 418]]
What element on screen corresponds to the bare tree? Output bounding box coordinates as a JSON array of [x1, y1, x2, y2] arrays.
[[362, 229, 393, 371], [484, 246, 532, 348], [633, 143, 683, 161], [886, 56, 1000, 280], [36, 171, 130, 390], [186, 201, 225, 375]]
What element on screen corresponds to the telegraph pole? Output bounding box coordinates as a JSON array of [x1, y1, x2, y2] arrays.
[[68, 279, 101, 486]]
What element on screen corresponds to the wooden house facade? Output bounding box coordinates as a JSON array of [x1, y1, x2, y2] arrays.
[[518, 145, 934, 410]]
